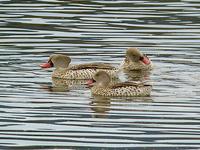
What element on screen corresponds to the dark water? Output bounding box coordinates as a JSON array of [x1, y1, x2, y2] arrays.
[[0, 0, 200, 149]]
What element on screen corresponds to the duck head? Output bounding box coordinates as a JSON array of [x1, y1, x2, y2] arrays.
[[87, 71, 111, 87], [125, 47, 150, 65], [40, 54, 71, 69]]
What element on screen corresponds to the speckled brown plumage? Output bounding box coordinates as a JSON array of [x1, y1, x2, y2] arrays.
[[68, 62, 116, 70], [52, 68, 118, 79], [40, 54, 118, 79], [89, 71, 152, 97]]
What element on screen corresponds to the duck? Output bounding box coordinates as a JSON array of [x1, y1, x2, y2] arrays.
[[121, 47, 153, 71], [87, 71, 152, 97], [40, 54, 118, 79]]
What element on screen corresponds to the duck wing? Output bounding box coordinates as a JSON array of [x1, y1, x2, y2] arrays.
[[69, 62, 116, 70], [109, 81, 151, 89]]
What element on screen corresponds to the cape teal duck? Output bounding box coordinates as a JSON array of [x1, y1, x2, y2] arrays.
[[87, 71, 152, 97], [40, 54, 118, 79]]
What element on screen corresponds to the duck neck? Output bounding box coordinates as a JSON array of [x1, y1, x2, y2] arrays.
[[55, 67, 68, 73]]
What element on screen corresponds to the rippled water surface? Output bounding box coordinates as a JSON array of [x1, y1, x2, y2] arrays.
[[0, 0, 200, 149]]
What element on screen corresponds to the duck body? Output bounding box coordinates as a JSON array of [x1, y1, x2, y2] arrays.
[[91, 82, 152, 97], [121, 60, 153, 71], [88, 71, 152, 97], [52, 67, 118, 79]]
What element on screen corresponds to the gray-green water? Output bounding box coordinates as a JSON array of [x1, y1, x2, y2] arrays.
[[0, 0, 200, 149]]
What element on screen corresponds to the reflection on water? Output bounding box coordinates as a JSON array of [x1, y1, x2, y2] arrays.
[[90, 96, 154, 119], [90, 96, 111, 118], [122, 69, 152, 81], [0, 0, 200, 149]]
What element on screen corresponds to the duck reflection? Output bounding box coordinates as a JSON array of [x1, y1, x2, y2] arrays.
[[90, 96, 111, 118], [90, 95, 153, 118], [123, 69, 152, 82]]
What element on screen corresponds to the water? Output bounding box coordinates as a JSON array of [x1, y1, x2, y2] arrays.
[[0, 0, 200, 149]]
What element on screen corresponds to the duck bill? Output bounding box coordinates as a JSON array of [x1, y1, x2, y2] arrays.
[[86, 79, 96, 87], [40, 62, 53, 68], [141, 56, 151, 65]]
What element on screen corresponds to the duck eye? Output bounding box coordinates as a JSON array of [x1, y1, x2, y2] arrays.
[[48, 60, 54, 67], [139, 56, 144, 61]]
